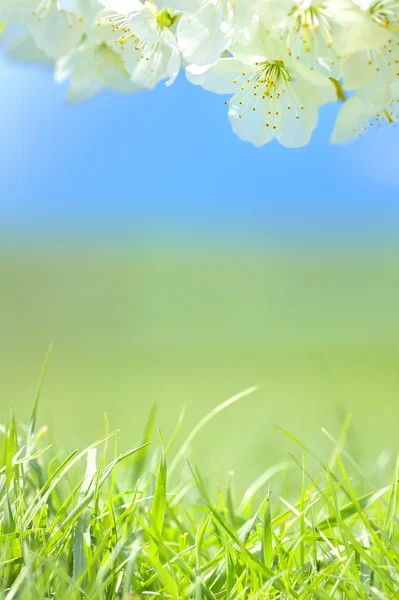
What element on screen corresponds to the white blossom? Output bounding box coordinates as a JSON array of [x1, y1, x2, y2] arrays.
[[2, 0, 399, 147], [331, 80, 399, 142], [55, 40, 136, 102], [0, 0, 98, 58], [188, 36, 335, 146], [170, 0, 236, 66], [97, 0, 181, 89], [338, 0, 399, 101]]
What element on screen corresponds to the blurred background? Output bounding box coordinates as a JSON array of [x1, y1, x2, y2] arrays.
[[1, 49, 399, 489]]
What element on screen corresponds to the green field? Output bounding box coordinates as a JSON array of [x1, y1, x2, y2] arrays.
[[1, 248, 399, 487]]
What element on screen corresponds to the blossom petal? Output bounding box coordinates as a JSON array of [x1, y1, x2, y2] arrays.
[[186, 58, 247, 94]]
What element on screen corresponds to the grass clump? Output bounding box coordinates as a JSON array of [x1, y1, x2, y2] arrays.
[[0, 385, 398, 599]]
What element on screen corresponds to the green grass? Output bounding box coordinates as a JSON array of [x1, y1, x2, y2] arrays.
[[1, 383, 399, 599]]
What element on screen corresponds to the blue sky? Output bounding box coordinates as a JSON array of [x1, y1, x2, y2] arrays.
[[1, 51, 399, 251]]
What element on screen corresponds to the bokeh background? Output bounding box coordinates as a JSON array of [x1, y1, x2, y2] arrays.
[[1, 49, 399, 488]]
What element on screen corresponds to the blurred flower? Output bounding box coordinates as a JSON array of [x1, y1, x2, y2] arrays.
[[55, 40, 136, 102], [331, 80, 399, 142], [0, 0, 84, 58], [4, 29, 53, 65], [339, 0, 399, 102]]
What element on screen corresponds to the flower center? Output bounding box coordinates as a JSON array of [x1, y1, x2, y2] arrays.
[[144, 2, 177, 28], [369, 0, 399, 31], [287, 3, 333, 52], [155, 7, 177, 28], [254, 60, 292, 96]]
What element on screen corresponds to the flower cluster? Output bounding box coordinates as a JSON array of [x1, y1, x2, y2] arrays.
[[1, 0, 399, 146]]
